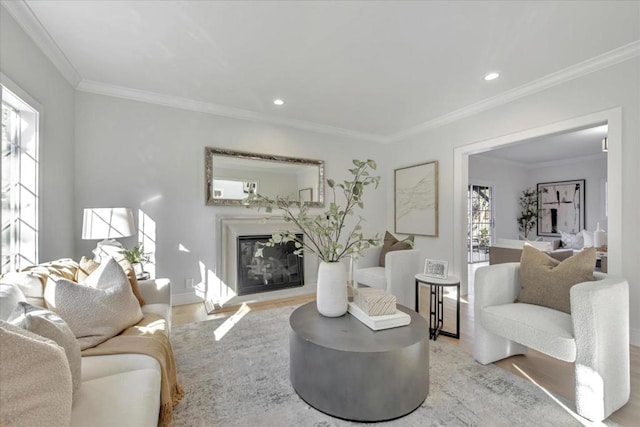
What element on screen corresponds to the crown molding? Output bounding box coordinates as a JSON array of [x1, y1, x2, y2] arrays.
[[388, 40, 640, 143], [10, 0, 636, 145], [1, 0, 81, 87], [76, 79, 387, 143]]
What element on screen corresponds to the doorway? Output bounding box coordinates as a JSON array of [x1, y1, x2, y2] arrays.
[[453, 108, 622, 295], [468, 184, 493, 263]]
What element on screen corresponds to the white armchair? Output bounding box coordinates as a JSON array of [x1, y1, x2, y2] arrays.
[[353, 249, 421, 309], [474, 262, 630, 422]]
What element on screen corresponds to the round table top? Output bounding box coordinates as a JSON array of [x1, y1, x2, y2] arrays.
[[289, 302, 428, 353], [415, 273, 460, 286]]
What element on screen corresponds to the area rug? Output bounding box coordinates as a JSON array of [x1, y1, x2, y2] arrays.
[[171, 304, 608, 427]]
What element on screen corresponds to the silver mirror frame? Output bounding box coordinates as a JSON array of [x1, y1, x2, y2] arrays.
[[205, 147, 325, 207]]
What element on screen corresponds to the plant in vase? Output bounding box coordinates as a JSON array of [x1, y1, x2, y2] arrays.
[[516, 187, 540, 240], [122, 243, 151, 279], [254, 159, 382, 317]]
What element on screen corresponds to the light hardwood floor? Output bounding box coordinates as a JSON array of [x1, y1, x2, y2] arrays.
[[173, 291, 639, 425]]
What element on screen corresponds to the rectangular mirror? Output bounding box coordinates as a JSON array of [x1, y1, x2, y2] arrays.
[[205, 147, 324, 207]]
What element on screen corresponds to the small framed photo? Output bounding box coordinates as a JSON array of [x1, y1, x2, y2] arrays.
[[424, 259, 448, 279]]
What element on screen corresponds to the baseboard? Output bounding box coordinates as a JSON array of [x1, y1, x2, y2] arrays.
[[630, 327, 640, 348], [172, 292, 204, 306]]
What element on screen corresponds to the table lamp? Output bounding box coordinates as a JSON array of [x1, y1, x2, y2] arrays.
[[82, 207, 136, 261]]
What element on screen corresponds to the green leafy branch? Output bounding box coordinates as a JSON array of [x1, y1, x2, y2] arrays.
[[253, 159, 382, 263]]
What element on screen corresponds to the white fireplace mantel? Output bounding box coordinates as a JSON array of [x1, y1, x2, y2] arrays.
[[214, 216, 318, 306]]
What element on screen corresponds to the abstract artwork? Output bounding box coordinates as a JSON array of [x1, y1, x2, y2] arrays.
[[537, 179, 585, 236], [395, 161, 438, 236]]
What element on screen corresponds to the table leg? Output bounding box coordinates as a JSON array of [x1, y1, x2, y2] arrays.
[[438, 284, 461, 340], [437, 285, 444, 337], [429, 285, 437, 339], [415, 279, 420, 313]]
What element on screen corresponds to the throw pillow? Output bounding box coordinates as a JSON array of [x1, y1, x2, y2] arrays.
[[517, 244, 596, 313], [20, 258, 80, 285], [78, 256, 146, 306], [8, 302, 82, 399], [0, 283, 26, 321], [0, 271, 49, 303], [582, 229, 594, 247], [379, 231, 415, 267], [0, 320, 73, 426], [560, 231, 583, 249], [44, 257, 143, 350]]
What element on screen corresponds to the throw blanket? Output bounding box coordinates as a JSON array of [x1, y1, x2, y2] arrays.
[[82, 313, 184, 425]]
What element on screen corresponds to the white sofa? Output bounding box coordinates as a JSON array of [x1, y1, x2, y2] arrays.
[[474, 262, 630, 422], [0, 275, 172, 427], [489, 238, 573, 265], [354, 248, 421, 309]]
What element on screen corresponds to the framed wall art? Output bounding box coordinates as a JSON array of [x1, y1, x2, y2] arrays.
[[394, 160, 438, 236], [537, 179, 585, 236]]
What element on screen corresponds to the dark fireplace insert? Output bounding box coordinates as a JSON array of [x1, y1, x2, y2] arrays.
[[237, 234, 304, 296]]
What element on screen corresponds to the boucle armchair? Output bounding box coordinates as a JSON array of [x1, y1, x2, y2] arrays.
[[474, 263, 630, 422], [354, 248, 421, 309]]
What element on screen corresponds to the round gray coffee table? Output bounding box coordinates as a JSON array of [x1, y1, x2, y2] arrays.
[[289, 302, 429, 422]]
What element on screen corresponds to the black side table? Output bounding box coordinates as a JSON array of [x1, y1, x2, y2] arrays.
[[415, 273, 460, 340]]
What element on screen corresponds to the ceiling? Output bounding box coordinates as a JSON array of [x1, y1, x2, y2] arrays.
[[474, 124, 608, 166], [6, 1, 640, 142]]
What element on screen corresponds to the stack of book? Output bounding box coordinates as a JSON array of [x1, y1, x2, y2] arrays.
[[348, 287, 411, 331]]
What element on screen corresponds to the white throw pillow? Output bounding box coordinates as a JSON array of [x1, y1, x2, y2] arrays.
[[560, 231, 583, 250], [0, 283, 26, 321], [581, 229, 594, 247], [0, 320, 73, 426], [0, 271, 45, 299], [44, 257, 143, 350], [8, 302, 82, 399]]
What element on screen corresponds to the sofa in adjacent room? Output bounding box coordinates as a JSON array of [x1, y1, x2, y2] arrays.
[[489, 238, 573, 265], [0, 258, 178, 427]]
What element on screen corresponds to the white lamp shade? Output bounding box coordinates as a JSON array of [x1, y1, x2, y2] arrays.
[[82, 208, 136, 240]]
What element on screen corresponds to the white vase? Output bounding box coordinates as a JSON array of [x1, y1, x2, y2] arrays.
[[316, 261, 348, 317], [594, 222, 607, 248]]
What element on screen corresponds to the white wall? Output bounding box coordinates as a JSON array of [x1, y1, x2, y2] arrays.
[[468, 156, 527, 241], [74, 92, 387, 304], [0, 7, 76, 261], [386, 58, 640, 345]]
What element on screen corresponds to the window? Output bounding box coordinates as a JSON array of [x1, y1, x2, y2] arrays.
[[1, 85, 39, 274], [467, 184, 493, 263]]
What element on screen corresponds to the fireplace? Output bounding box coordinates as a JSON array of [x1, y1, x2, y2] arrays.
[[236, 234, 304, 296], [214, 216, 317, 305]]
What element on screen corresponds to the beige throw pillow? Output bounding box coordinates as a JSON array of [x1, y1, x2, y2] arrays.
[[8, 302, 82, 399], [517, 245, 596, 313], [78, 256, 146, 306], [0, 320, 73, 426], [379, 231, 414, 267], [45, 257, 143, 350]]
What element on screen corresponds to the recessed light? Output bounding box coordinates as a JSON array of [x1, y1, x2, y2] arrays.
[[273, 99, 285, 106], [484, 72, 500, 81]]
